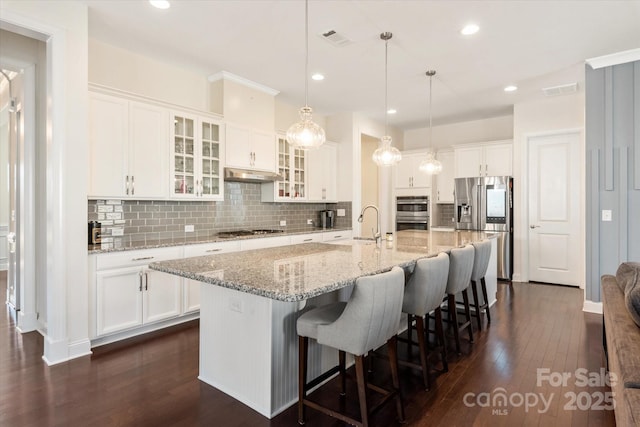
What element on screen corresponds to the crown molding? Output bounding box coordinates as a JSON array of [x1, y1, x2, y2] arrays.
[[586, 48, 640, 70], [208, 71, 279, 96]]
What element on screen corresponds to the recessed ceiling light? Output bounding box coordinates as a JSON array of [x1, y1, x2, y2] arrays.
[[387, 109, 397, 114], [311, 73, 324, 81], [149, 0, 170, 9], [461, 24, 479, 36], [504, 85, 518, 92]]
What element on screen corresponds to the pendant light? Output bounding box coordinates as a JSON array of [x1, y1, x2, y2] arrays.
[[286, 0, 326, 150], [372, 32, 402, 167], [419, 70, 442, 174]]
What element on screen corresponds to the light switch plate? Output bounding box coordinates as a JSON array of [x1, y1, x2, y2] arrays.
[[601, 210, 612, 222], [185, 224, 195, 232], [111, 227, 124, 236], [280, 220, 287, 226], [337, 209, 346, 217]]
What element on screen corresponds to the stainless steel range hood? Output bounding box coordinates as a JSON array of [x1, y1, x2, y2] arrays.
[[224, 167, 284, 183]]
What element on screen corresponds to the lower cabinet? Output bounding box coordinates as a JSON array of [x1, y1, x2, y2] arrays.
[[93, 247, 183, 337]]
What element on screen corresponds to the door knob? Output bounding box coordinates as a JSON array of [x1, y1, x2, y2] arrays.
[[530, 225, 540, 229]]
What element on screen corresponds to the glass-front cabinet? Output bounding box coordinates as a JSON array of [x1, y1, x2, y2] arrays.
[[171, 112, 224, 200], [275, 134, 306, 200]]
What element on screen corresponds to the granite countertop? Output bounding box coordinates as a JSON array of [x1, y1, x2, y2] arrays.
[[148, 230, 496, 302], [88, 227, 352, 254]]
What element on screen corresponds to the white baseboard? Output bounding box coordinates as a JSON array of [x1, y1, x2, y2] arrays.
[[583, 300, 603, 314], [42, 336, 71, 366], [68, 339, 92, 360], [16, 310, 39, 333]]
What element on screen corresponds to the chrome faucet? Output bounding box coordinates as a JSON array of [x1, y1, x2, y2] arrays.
[[358, 204, 381, 244]]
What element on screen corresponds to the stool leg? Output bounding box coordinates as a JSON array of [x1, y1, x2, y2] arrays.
[[339, 350, 346, 396], [354, 355, 369, 427], [481, 277, 491, 324], [407, 314, 413, 357], [434, 307, 448, 372], [414, 315, 430, 390], [387, 335, 405, 423], [470, 279, 483, 331], [448, 294, 461, 355], [462, 288, 474, 343], [298, 336, 308, 425]]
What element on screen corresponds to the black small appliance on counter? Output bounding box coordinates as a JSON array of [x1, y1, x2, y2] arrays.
[[319, 210, 336, 229]]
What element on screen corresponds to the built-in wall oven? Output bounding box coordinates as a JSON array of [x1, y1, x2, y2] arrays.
[[396, 196, 429, 231]]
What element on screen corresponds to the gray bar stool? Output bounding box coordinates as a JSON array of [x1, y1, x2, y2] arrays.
[[445, 244, 475, 355], [297, 266, 406, 427], [400, 252, 450, 390], [470, 240, 492, 331]]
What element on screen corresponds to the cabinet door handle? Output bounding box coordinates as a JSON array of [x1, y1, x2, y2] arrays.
[[131, 256, 154, 261], [205, 248, 222, 253], [303, 238, 313, 242], [333, 235, 342, 239], [126, 175, 130, 195], [131, 175, 135, 195], [144, 272, 148, 291], [138, 271, 143, 292], [485, 164, 488, 175], [479, 165, 482, 176]]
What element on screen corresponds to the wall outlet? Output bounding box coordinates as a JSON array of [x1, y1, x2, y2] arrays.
[[111, 227, 124, 236], [185, 224, 195, 232], [601, 210, 612, 222], [307, 219, 313, 225], [229, 297, 243, 313], [280, 220, 287, 226], [337, 209, 346, 217]]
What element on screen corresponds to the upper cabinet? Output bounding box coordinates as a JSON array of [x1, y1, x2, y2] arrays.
[[395, 151, 432, 190], [435, 150, 455, 204], [171, 112, 224, 200], [307, 142, 338, 202], [454, 141, 512, 178], [261, 134, 307, 202], [89, 92, 169, 199], [225, 124, 276, 172]]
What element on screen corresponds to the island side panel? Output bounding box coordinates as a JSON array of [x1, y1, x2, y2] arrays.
[[199, 283, 274, 418]]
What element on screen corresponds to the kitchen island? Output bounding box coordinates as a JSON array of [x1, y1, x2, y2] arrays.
[[149, 230, 497, 418]]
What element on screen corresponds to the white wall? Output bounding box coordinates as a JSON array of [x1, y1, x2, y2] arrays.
[[512, 91, 585, 283], [404, 115, 514, 151], [1, 0, 90, 364], [89, 39, 210, 111]]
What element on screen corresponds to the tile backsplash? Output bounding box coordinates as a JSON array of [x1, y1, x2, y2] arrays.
[[88, 182, 352, 244], [435, 203, 455, 227]]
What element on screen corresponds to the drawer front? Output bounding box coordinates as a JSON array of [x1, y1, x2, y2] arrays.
[[96, 247, 183, 271], [290, 233, 323, 244], [183, 241, 241, 257], [322, 230, 353, 242]]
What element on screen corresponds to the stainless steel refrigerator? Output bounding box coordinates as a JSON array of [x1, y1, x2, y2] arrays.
[[454, 176, 513, 280]]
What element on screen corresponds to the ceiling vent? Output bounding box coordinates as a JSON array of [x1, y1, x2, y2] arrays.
[[319, 30, 352, 47], [542, 82, 578, 97]]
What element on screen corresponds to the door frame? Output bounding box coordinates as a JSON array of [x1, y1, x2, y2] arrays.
[[520, 128, 585, 288]]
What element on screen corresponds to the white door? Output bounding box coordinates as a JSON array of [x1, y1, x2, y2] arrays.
[[143, 268, 182, 323], [454, 146, 483, 178], [96, 266, 144, 336], [528, 131, 581, 286]]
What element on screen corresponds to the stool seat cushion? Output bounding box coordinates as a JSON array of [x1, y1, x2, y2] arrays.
[[297, 302, 347, 339], [403, 252, 449, 316], [446, 245, 475, 295]]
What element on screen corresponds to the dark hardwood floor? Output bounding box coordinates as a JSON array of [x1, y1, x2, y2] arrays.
[[0, 270, 615, 426]]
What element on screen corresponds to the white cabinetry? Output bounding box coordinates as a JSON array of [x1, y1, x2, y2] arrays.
[[435, 150, 455, 203], [182, 241, 241, 314], [290, 233, 323, 244], [89, 92, 168, 199], [307, 142, 338, 202], [240, 235, 291, 251], [262, 134, 307, 201], [94, 247, 182, 337], [226, 124, 276, 172], [171, 112, 224, 200], [395, 151, 432, 189], [454, 141, 512, 178], [322, 230, 353, 242]]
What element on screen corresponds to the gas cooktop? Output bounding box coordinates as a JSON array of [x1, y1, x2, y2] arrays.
[[216, 229, 284, 239]]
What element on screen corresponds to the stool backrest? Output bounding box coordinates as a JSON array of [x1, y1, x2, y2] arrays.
[[446, 245, 475, 295], [317, 266, 405, 356], [403, 252, 450, 316], [471, 240, 492, 281]]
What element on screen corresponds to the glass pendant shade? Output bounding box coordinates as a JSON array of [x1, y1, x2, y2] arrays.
[[286, 106, 326, 149], [286, 0, 325, 151], [372, 135, 402, 167], [419, 151, 442, 174]]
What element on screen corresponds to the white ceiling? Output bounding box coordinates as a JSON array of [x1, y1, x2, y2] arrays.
[[85, 0, 640, 130]]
